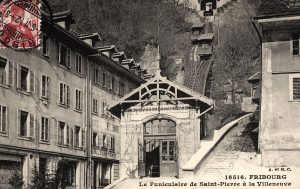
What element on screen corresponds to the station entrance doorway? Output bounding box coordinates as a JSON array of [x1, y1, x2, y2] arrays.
[[138, 118, 178, 177]]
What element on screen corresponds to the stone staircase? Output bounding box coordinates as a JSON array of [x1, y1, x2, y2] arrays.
[[198, 151, 239, 175]]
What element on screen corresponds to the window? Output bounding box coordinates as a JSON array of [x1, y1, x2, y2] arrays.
[[18, 110, 34, 138], [81, 128, 85, 147], [0, 105, 7, 133], [289, 0, 300, 7], [161, 140, 175, 162], [74, 126, 80, 148], [102, 134, 107, 148], [59, 82, 70, 106], [92, 99, 98, 114], [110, 136, 115, 152], [40, 117, 49, 142], [57, 121, 71, 145], [75, 89, 82, 111], [107, 72, 112, 90], [292, 33, 300, 56], [42, 35, 49, 56], [41, 75, 50, 99], [119, 82, 125, 96], [102, 71, 106, 87], [0, 56, 13, 86], [75, 54, 82, 74], [58, 43, 71, 68], [114, 76, 119, 93], [0, 58, 6, 85], [17, 65, 34, 93], [93, 67, 99, 84], [101, 101, 106, 115], [92, 132, 98, 147], [111, 75, 115, 91]]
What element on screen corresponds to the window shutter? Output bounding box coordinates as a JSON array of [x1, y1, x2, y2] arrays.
[[30, 70, 35, 93], [114, 76, 119, 93], [66, 124, 70, 145], [66, 85, 70, 106], [124, 84, 127, 95], [98, 133, 103, 148], [45, 118, 49, 141], [7, 61, 13, 86], [17, 110, 20, 136], [107, 135, 111, 149], [47, 77, 50, 99], [16, 64, 20, 89], [107, 73, 111, 89], [69, 125, 73, 148], [57, 121, 61, 145], [66, 49, 71, 68], [98, 67, 101, 85], [29, 113, 34, 137], [102, 71, 106, 87], [58, 43, 61, 63], [81, 128, 85, 147]]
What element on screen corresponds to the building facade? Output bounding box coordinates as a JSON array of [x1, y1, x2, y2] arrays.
[[255, 0, 300, 166], [0, 10, 146, 189], [109, 71, 214, 178]]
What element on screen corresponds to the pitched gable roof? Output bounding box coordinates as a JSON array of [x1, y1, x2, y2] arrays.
[[109, 71, 214, 118]]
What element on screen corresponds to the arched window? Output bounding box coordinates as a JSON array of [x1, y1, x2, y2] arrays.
[[144, 119, 176, 135]]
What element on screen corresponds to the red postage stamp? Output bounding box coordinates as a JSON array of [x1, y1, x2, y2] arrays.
[[0, 0, 41, 49]]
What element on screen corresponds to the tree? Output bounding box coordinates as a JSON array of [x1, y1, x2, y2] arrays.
[[28, 161, 54, 189], [8, 166, 24, 189], [49, 0, 190, 61], [210, 0, 260, 122]]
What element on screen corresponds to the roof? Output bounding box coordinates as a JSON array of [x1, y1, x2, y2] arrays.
[[198, 47, 212, 55], [131, 64, 141, 69], [122, 59, 135, 65], [78, 33, 101, 41], [97, 45, 117, 52], [199, 33, 214, 41], [53, 10, 76, 24], [256, 0, 300, 19], [247, 72, 260, 82], [41, 13, 145, 84], [113, 52, 126, 58], [191, 22, 205, 29], [109, 71, 214, 118]]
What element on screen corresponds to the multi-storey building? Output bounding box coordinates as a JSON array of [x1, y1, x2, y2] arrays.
[[255, 0, 300, 166], [0, 10, 146, 188]]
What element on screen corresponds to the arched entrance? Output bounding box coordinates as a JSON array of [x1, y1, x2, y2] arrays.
[[140, 118, 177, 177]]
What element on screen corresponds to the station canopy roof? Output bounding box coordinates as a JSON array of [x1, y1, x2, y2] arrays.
[[109, 71, 214, 118]]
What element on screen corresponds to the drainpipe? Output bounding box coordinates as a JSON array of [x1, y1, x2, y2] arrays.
[[252, 19, 262, 153], [86, 57, 92, 188]]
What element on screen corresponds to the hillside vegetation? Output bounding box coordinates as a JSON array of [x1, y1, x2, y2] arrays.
[[49, 0, 192, 62]]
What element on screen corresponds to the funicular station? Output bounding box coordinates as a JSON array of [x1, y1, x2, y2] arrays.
[[109, 71, 214, 178]]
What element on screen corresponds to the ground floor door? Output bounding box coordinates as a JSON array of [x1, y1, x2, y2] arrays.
[[160, 140, 177, 177], [142, 138, 177, 177]]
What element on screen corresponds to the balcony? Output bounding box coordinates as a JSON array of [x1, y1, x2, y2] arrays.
[[92, 147, 118, 159]]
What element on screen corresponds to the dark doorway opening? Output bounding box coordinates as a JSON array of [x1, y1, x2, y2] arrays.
[[145, 139, 160, 177]]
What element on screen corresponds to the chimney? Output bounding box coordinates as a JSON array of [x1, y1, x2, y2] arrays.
[[78, 33, 101, 47], [53, 10, 75, 31]]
